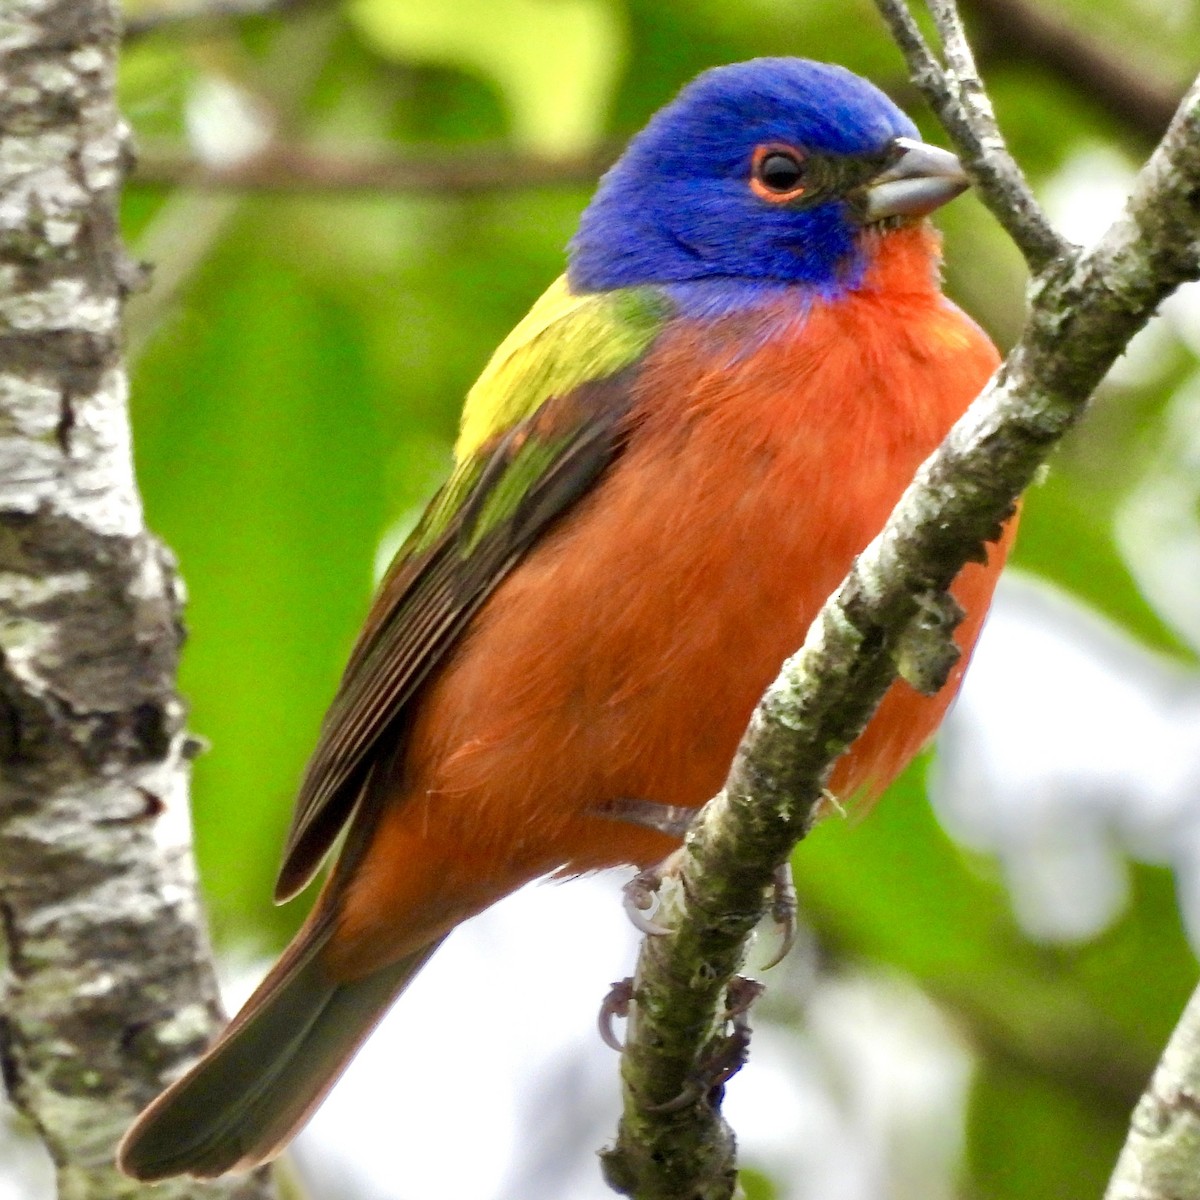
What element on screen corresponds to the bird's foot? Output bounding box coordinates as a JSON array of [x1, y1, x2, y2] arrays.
[[703, 983, 759, 1095], [592, 796, 697, 936], [722, 974, 766, 1020], [599, 977, 635, 1051], [642, 975, 765, 1112], [760, 860, 798, 970], [622, 857, 678, 936]]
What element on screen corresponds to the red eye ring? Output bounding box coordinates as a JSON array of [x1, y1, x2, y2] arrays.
[[750, 143, 808, 204]]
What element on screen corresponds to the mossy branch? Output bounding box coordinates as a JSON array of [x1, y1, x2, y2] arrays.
[[601, 8, 1200, 1196]]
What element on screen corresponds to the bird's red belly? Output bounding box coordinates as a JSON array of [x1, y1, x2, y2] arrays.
[[330, 240, 1011, 973]]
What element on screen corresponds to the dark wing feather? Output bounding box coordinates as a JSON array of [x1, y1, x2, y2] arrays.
[[274, 370, 639, 901]]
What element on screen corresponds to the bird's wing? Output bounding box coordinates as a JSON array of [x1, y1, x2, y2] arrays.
[[275, 278, 669, 900]]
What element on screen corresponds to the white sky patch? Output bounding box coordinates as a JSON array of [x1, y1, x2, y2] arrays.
[[184, 75, 274, 169], [936, 571, 1200, 943], [1041, 145, 1135, 247], [1161, 282, 1200, 360], [0, 1110, 52, 1200]]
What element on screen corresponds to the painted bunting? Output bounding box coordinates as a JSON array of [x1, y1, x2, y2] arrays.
[[119, 57, 1013, 1180]]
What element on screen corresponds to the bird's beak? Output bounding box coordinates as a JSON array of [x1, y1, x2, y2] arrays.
[[860, 137, 969, 221]]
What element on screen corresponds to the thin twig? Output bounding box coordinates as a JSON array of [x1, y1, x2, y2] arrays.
[[131, 140, 619, 194], [603, 63, 1200, 1200], [121, 0, 1184, 149], [122, 0, 323, 41], [928, 0, 979, 75], [874, 0, 945, 88], [874, 0, 1068, 271]]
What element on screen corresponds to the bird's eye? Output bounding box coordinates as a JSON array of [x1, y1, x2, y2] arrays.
[[750, 144, 808, 203]]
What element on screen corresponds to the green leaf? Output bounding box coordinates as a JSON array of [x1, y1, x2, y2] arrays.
[[349, 0, 625, 152], [131, 205, 390, 945], [968, 1058, 1130, 1200], [737, 1165, 779, 1200]]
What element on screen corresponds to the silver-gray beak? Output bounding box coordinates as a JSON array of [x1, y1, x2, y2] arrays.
[[861, 137, 969, 221]]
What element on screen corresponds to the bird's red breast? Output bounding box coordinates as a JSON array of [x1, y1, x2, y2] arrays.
[[326, 224, 1013, 979]]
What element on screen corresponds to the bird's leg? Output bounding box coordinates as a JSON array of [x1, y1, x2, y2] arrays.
[[592, 799, 799, 965], [722, 974, 765, 1021], [592, 795, 777, 1099], [592, 796, 697, 839], [592, 796, 697, 936]]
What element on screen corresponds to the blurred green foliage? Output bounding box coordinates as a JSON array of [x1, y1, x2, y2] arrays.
[[116, 0, 1200, 1196]]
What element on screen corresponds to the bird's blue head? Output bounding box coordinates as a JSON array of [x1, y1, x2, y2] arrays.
[[568, 58, 967, 302]]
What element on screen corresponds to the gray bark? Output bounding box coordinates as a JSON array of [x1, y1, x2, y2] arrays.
[[0, 2, 272, 1196]]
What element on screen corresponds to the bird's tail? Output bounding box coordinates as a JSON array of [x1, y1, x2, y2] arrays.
[[118, 917, 441, 1181]]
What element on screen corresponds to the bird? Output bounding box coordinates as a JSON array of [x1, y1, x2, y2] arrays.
[[119, 56, 1015, 1180]]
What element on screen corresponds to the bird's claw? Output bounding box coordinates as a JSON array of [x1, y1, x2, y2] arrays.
[[703, 1015, 754, 1095], [601, 798, 773, 1102], [722, 975, 765, 1020], [705, 974, 764, 1093], [624, 1002, 720, 1113], [759, 860, 798, 970], [623, 864, 672, 936], [599, 977, 635, 1051], [644, 1079, 703, 1114], [592, 797, 696, 937]]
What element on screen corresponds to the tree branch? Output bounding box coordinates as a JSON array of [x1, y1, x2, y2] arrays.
[[1104, 979, 1200, 1200], [130, 139, 619, 195], [874, 0, 1069, 271], [0, 2, 272, 1196], [122, 0, 323, 42], [125, 0, 1183, 201], [601, 30, 1200, 1200], [120, 0, 1183, 152]]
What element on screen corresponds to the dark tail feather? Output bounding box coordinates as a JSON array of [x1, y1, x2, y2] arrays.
[[118, 923, 441, 1180]]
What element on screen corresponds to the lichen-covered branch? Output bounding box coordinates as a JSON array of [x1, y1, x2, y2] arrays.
[[602, 39, 1200, 1200], [1104, 979, 1200, 1200], [0, 3, 272, 1197]]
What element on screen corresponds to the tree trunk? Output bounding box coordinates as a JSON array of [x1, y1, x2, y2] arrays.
[[0, 2, 273, 1196]]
